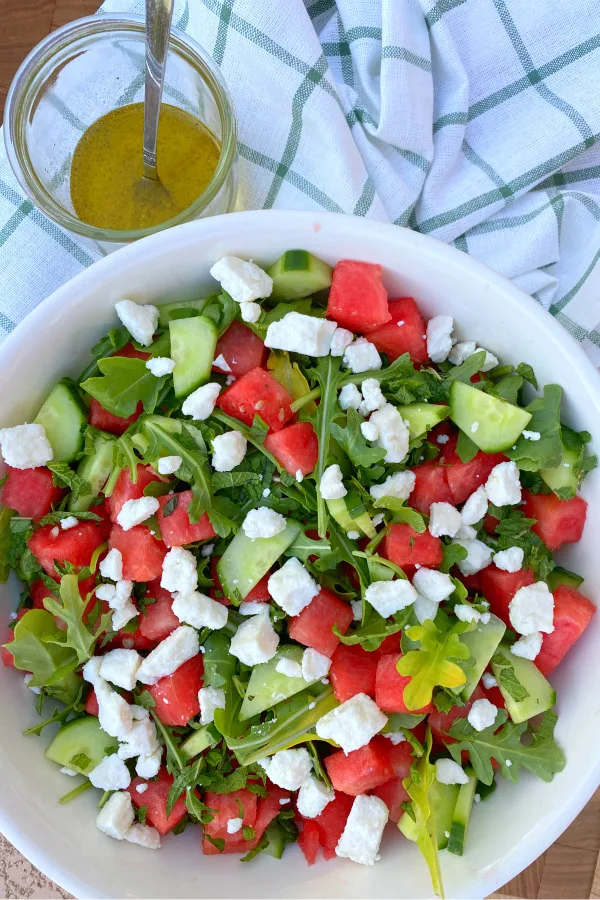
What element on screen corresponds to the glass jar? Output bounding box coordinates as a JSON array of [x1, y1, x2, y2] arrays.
[[4, 14, 238, 255]]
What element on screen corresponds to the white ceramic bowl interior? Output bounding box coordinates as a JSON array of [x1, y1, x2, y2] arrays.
[[1, 211, 599, 900]]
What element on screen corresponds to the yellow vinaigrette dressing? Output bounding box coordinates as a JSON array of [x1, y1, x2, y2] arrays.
[[70, 103, 221, 231]]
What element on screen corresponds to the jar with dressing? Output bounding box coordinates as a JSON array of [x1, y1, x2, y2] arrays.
[[4, 14, 238, 255]]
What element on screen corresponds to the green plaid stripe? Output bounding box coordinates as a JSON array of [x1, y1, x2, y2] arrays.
[[238, 142, 343, 211], [425, 0, 468, 28], [540, 165, 600, 189], [550, 246, 600, 314]]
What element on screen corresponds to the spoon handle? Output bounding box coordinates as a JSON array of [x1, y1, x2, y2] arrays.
[[143, 0, 175, 180]]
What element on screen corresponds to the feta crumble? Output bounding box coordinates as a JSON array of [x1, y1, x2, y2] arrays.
[[210, 256, 273, 304], [161, 546, 198, 595], [172, 590, 228, 630], [370, 403, 409, 463], [0, 423, 53, 469], [275, 656, 303, 679], [369, 470, 416, 502], [319, 463, 347, 500], [96, 791, 135, 840], [116, 496, 160, 531], [136, 626, 200, 685], [366, 579, 418, 617], [199, 686, 226, 725], [330, 327, 354, 357], [181, 382, 221, 421], [493, 546, 524, 573], [426, 315, 454, 363], [511, 631, 543, 660], [302, 648, 331, 681], [297, 775, 334, 818], [435, 758, 469, 785], [261, 748, 312, 791], [157, 455, 182, 475], [461, 486, 488, 525], [467, 698, 498, 731], [265, 312, 337, 357], [115, 299, 159, 347], [336, 795, 388, 866], [316, 693, 387, 754], [453, 538, 493, 575], [338, 383, 362, 411], [212, 430, 247, 472], [242, 506, 286, 540], [230, 614, 279, 665], [89, 754, 132, 791], [267, 557, 319, 616], [343, 338, 382, 374], [428, 502, 462, 538], [146, 357, 175, 377], [412, 568, 454, 604], [509, 582, 554, 635], [485, 461, 521, 506], [360, 420, 379, 442]]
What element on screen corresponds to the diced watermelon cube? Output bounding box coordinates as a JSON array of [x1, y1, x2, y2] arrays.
[[217, 367, 294, 433], [374, 633, 402, 657], [213, 321, 266, 377], [128, 769, 186, 835], [89, 398, 143, 436], [381, 523, 443, 576], [114, 343, 151, 362], [522, 490, 587, 550], [479, 567, 536, 626], [28, 522, 105, 575], [109, 524, 166, 582], [92, 499, 113, 541], [108, 465, 164, 521], [203, 788, 258, 839], [329, 643, 378, 703], [0, 467, 64, 519], [536, 585, 595, 676], [245, 572, 271, 603], [1, 609, 27, 667], [408, 461, 454, 514], [298, 819, 321, 865], [325, 736, 394, 796], [288, 588, 353, 657], [149, 654, 204, 726], [364, 297, 428, 364], [370, 777, 409, 823], [136, 580, 179, 646], [326, 260, 391, 332], [264, 422, 318, 477], [441, 435, 506, 504], [201, 786, 290, 856], [386, 739, 415, 778], [85, 689, 99, 716], [429, 685, 486, 746], [375, 652, 434, 715], [313, 791, 354, 859], [156, 491, 216, 547]]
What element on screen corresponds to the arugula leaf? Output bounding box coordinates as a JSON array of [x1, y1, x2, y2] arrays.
[[486, 374, 523, 405], [442, 350, 487, 389], [335, 607, 410, 652], [330, 409, 386, 468], [328, 519, 370, 590], [43, 574, 108, 664], [372, 497, 426, 533], [448, 708, 565, 785], [24, 681, 85, 735], [401, 729, 444, 899], [81, 357, 165, 418], [202, 632, 237, 691], [0, 505, 14, 583], [397, 619, 470, 710], [507, 385, 562, 471], [311, 356, 344, 537], [91, 327, 131, 361], [39, 510, 101, 526], [516, 363, 538, 389], [4, 609, 78, 688], [212, 471, 262, 492], [267, 350, 315, 412], [285, 530, 334, 564], [455, 430, 479, 463], [201, 291, 237, 334], [439, 542, 468, 573], [491, 647, 529, 703]]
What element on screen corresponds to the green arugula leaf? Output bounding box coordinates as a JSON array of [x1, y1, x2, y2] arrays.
[[491, 647, 529, 703], [507, 385, 563, 471], [397, 619, 470, 710], [0, 506, 14, 583], [81, 357, 165, 418], [3, 609, 78, 688], [448, 709, 565, 785], [330, 409, 386, 468], [137, 805, 148, 825], [202, 291, 237, 335], [42, 574, 108, 665], [485, 374, 523, 405], [38, 511, 101, 526], [439, 542, 468, 573], [455, 430, 479, 463], [312, 356, 344, 537], [402, 729, 444, 899], [212, 471, 262, 492], [516, 363, 538, 389], [442, 350, 487, 389], [24, 681, 85, 735], [335, 607, 410, 652], [202, 632, 237, 691], [372, 497, 426, 532], [285, 530, 332, 563]]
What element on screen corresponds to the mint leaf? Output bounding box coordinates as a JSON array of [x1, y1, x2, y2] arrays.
[[82, 357, 165, 418], [330, 409, 386, 468], [0, 506, 14, 583], [516, 363, 538, 389], [507, 385, 562, 471], [212, 471, 262, 491], [47, 463, 91, 502]]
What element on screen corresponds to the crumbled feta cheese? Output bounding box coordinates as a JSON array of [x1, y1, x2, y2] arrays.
[[359, 378, 386, 414], [426, 315, 454, 363], [146, 356, 175, 377], [125, 823, 161, 850], [511, 631, 543, 660], [330, 328, 354, 357], [454, 539, 493, 575], [262, 488, 271, 498], [481, 672, 497, 689], [0, 423, 53, 469], [275, 657, 303, 679], [435, 758, 469, 785], [412, 568, 454, 603], [485, 461, 521, 506], [455, 523, 477, 541], [50, 526, 59, 538], [336, 795, 388, 866], [210, 256, 273, 304], [161, 546, 198, 595], [428, 502, 462, 538], [239, 600, 269, 616], [211, 430, 247, 472], [115, 300, 159, 347], [509, 582, 554, 635], [261, 748, 312, 790], [448, 341, 477, 366], [23, 673, 41, 694], [474, 793, 481, 803], [213, 353, 232, 373], [242, 506, 286, 540], [267, 557, 319, 616], [522, 430, 541, 441], [96, 580, 137, 631], [99, 649, 142, 691], [370, 403, 409, 464], [172, 590, 228, 630], [360, 420, 379, 442], [461, 486, 488, 525], [59, 515, 78, 531], [476, 348, 499, 372], [240, 301, 262, 323], [384, 731, 406, 745], [467, 698, 498, 732], [89, 754, 131, 791], [338, 383, 362, 411], [369, 471, 416, 502], [135, 747, 162, 779], [59, 767, 77, 776], [454, 604, 481, 624], [230, 614, 279, 665], [470, 422, 479, 434], [372, 512, 385, 527], [319, 463, 347, 500], [96, 791, 135, 840], [199, 686, 226, 725], [366, 579, 418, 617], [116, 496, 160, 531], [226, 817, 243, 835], [493, 546, 524, 573], [351, 598, 362, 621], [265, 312, 338, 357], [316, 693, 387, 754], [346, 531, 360, 540], [343, 338, 382, 374], [157, 455, 182, 475], [297, 775, 334, 819], [413, 595, 439, 624], [136, 625, 200, 685], [295, 469, 304, 483], [99, 548, 123, 582], [437, 434, 450, 444], [136, 783, 148, 795], [181, 382, 221, 421], [302, 648, 331, 681]]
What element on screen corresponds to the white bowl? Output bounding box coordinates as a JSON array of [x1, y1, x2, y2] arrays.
[[1, 210, 599, 900]]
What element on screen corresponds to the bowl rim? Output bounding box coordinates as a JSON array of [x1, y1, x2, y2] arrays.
[[0, 209, 599, 899]]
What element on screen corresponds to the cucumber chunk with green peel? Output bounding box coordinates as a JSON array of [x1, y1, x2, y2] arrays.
[[541, 445, 579, 495], [547, 565, 584, 591], [396, 403, 450, 439], [267, 250, 333, 300], [326, 497, 376, 539], [490, 647, 556, 724], [217, 519, 302, 603], [158, 298, 210, 325], [447, 768, 477, 856], [45, 716, 117, 775], [399, 781, 459, 849], [69, 432, 115, 512], [35, 383, 86, 463], [180, 725, 219, 761], [241, 645, 320, 721], [458, 614, 506, 701], [263, 821, 287, 859], [169, 315, 218, 398], [449, 381, 532, 453]]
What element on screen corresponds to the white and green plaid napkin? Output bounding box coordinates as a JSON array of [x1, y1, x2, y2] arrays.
[[1, 0, 600, 360]]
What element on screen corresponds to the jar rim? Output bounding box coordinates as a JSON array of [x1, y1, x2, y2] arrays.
[[3, 13, 237, 243]]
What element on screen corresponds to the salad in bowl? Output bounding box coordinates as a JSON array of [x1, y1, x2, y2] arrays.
[[0, 247, 596, 896]]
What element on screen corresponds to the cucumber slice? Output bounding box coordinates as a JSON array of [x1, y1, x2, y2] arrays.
[[547, 565, 584, 591], [180, 725, 219, 761], [396, 403, 450, 439], [263, 821, 287, 859], [217, 519, 302, 603], [267, 250, 333, 300], [169, 315, 218, 398], [45, 715, 117, 775], [447, 767, 477, 856], [158, 298, 209, 325], [241, 645, 319, 721], [399, 781, 459, 850], [35, 383, 86, 462], [326, 497, 376, 539], [490, 649, 556, 724], [69, 432, 115, 512], [458, 614, 506, 701], [449, 381, 532, 453], [541, 445, 579, 495]]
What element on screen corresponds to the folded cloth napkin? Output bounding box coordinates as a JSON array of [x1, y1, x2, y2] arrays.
[[1, 0, 600, 360]]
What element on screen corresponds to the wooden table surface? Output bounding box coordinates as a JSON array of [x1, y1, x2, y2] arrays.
[[0, 1, 599, 898]]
